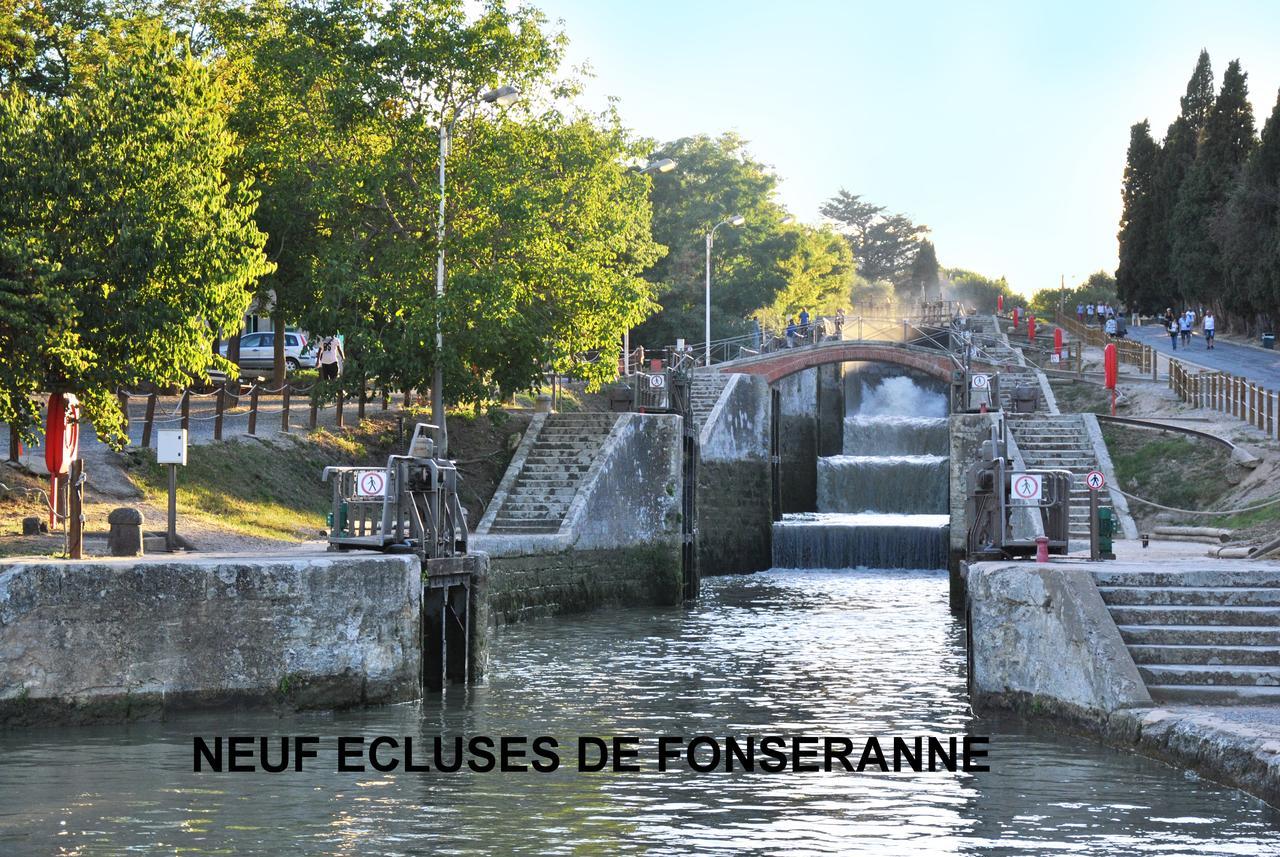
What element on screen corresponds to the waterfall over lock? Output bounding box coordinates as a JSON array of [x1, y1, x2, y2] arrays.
[[773, 376, 951, 570]]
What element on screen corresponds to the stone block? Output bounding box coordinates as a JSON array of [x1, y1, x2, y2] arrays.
[[107, 507, 145, 557]]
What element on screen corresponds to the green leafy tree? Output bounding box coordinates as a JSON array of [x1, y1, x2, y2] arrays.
[[1171, 59, 1256, 309], [750, 226, 855, 334], [943, 269, 1017, 314], [820, 189, 929, 290], [1215, 88, 1280, 330], [631, 133, 811, 348], [0, 15, 270, 444], [1029, 271, 1116, 318], [906, 239, 940, 299], [1116, 121, 1162, 311]]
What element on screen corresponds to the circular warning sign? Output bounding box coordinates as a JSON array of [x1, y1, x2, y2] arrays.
[[1086, 470, 1106, 491], [971, 373, 990, 390], [356, 470, 387, 497], [648, 373, 667, 389], [1012, 473, 1042, 502]]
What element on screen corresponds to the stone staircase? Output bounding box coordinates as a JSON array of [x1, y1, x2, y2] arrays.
[[1095, 568, 1280, 704], [688, 373, 730, 433], [1005, 414, 1101, 539], [486, 412, 619, 534]]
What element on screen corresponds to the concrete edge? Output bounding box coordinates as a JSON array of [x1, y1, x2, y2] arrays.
[[1081, 412, 1139, 539], [468, 532, 573, 558], [559, 411, 629, 536], [475, 412, 548, 534], [699, 372, 741, 450]]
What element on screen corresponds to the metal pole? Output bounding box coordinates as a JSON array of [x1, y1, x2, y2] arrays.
[[1089, 489, 1100, 561], [433, 119, 449, 456], [704, 230, 712, 365], [167, 463, 177, 552]]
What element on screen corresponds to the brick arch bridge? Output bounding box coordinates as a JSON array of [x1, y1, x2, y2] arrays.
[[718, 341, 992, 385]]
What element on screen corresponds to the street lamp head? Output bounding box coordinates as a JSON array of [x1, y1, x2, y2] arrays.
[[729, 215, 745, 227], [636, 157, 677, 175], [780, 214, 795, 226], [481, 85, 520, 107]]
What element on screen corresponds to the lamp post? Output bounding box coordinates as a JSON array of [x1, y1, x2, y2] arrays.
[[433, 84, 519, 456], [705, 215, 745, 364], [621, 159, 678, 374]]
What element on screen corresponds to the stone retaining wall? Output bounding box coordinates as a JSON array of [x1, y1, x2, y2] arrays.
[[697, 374, 772, 575], [0, 553, 421, 725]]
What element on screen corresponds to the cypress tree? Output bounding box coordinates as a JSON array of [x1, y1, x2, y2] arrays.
[[1116, 121, 1161, 311], [1216, 89, 1280, 327], [1148, 53, 1215, 313], [1171, 59, 1256, 310]]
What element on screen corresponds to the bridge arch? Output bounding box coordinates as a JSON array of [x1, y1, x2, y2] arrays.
[[717, 341, 983, 385]]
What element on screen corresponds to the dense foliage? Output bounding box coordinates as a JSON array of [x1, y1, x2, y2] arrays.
[[1117, 50, 1280, 330]]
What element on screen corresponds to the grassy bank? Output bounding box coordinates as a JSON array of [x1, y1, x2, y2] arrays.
[[1100, 424, 1241, 528]]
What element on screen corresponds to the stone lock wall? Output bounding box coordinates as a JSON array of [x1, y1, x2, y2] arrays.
[[0, 554, 422, 725], [778, 369, 818, 513], [697, 374, 773, 575]]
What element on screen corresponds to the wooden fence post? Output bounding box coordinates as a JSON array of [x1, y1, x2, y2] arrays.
[[309, 394, 318, 429], [358, 380, 367, 421], [7, 424, 19, 462], [142, 393, 157, 448], [335, 384, 344, 429], [282, 385, 291, 433], [248, 384, 260, 436], [214, 386, 225, 441], [181, 391, 190, 432]]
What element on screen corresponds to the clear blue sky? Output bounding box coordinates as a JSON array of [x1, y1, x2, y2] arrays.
[[530, 0, 1280, 298]]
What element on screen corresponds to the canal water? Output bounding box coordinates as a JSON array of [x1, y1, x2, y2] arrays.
[[1, 570, 1277, 855]]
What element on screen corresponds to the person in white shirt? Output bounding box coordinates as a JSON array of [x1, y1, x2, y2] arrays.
[[318, 335, 344, 380], [1203, 312, 1216, 350]]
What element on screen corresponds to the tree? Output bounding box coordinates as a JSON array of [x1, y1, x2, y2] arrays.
[[750, 226, 855, 334], [820, 189, 929, 290], [1181, 49, 1216, 139], [943, 269, 1017, 314], [1215, 88, 1280, 330], [1116, 121, 1162, 311], [906, 239, 940, 299], [631, 133, 816, 347], [1029, 271, 1116, 317], [0, 15, 270, 445], [1171, 59, 1255, 310]]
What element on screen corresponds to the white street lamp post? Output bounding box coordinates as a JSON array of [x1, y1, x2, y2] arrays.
[[433, 84, 518, 456], [705, 215, 745, 365]]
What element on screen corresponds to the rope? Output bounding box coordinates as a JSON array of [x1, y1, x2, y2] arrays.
[[1111, 485, 1280, 516]]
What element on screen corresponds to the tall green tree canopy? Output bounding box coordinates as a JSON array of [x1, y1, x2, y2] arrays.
[[632, 133, 849, 347], [820, 189, 929, 290], [1116, 120, 1161, 311], [1171, 59, 1255, 307], [0, 14, 270, 444]]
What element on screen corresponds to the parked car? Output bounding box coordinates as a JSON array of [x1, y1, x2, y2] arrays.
[[219, 331, 316, 371]]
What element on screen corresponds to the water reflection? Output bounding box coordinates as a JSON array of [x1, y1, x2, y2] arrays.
[[0, 569, 1277, 855]]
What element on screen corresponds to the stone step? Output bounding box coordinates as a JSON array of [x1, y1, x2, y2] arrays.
[[1139, 663, 1280, 687], [1127, 644, 1280, 666], [520, 463, 591, 473], [1095, 569, 1280, 588], [489, 521, 561, 534], [495, 506, 570, 519], [1099, 586, 1280, 607], [1146, 685, 1280, 704], [1118, 624, 1280, 646], [1109, 605, 1280, 626]]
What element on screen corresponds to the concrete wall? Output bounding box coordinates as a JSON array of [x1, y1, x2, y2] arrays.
[[967, 562, 1152, 722], [698, 374, 772, 575], [949, 412, 998, 558], [472, 412, 684, 622], [815, 363, 844, 457], [778, 368, 818, 513], [0, 554, 421, 725]]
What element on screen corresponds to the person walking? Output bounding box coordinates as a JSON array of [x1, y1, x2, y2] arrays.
[[1203, 311, 1216, 349], [1168, 316, 1179, 350], [834, 307, 846, 339], [1077, 303, 1084, 323], [318, 334, 344, 380], [1096, 301, 1106, 326], [1179, 311, 1192, 347], [1086, 303, 1095, 325], [785, 317, 798, 348], [798, 308, 810, 340], [1104, 314, 1117, 337]]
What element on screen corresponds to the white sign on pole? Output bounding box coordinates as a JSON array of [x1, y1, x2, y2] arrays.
[[1050, 352, 1061, 364], [971, 374, 990, 390], [648, 373, 667, 389], [1011, 473, 1043, 503], [1085, 470, 1106, 491], [354, 469, 387, 498]]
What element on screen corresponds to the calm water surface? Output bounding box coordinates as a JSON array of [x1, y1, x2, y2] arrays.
[[1, 569, 1277, 855]]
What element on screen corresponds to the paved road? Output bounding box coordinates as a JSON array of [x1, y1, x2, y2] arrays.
[[1125, 322, 1280, 387]]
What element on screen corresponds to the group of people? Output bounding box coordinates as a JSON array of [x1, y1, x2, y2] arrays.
[[1164, 307, 1215, 350], [1078, 302, 1127, 339], [775, 307, 848, 349]]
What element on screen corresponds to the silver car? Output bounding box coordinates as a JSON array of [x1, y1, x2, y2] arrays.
[[219, 331, 317, 371]]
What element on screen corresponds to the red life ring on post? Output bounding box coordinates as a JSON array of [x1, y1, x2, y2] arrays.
[[45, 393, 80, 477]]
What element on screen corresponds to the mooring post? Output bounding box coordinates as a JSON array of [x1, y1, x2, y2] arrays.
[[281, 384, 291, 433], [68, 458, 84, 560], [214, 386, 225, 441], [248, 384, 260, 436], [142, 393, 156, 448]]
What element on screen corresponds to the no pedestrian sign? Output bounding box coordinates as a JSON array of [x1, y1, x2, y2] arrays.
[[355, 469, 387, 498], [1011, 473, 1042, 503], [1086, 470, 1106, 491]]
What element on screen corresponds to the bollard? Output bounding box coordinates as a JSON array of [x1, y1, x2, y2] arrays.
[[107, 507, 144, 557], [1035, 535, 1049, 563]]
